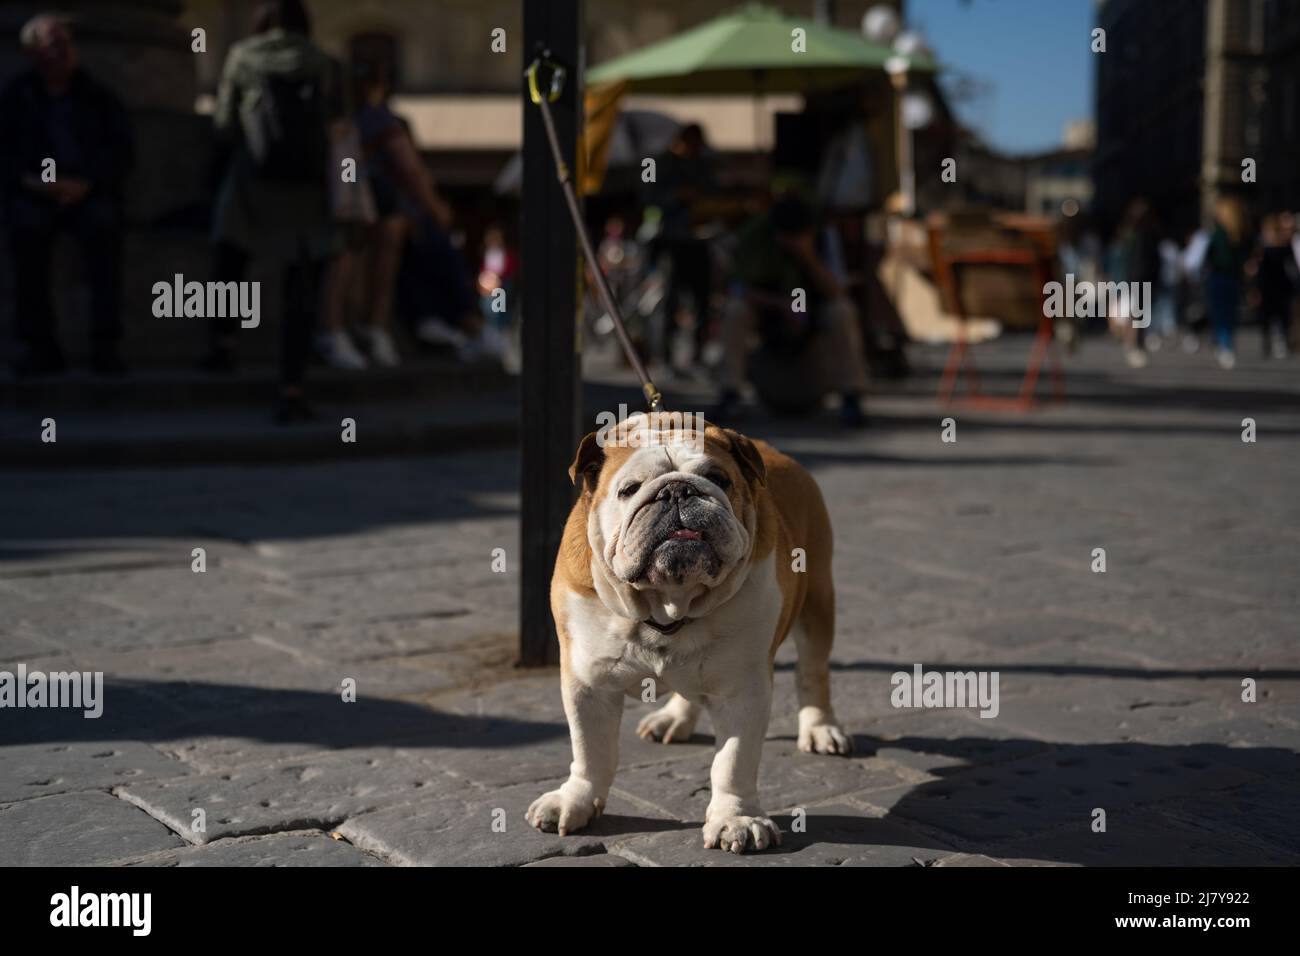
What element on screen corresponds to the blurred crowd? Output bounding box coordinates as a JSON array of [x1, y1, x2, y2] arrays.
[[1060, 194, 1298, 372], [586, 102, 911, 429], [0, 0, 893, 428], [2, 1, 507, 424]]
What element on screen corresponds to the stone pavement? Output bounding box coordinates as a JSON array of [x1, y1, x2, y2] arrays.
[[1, 334, 1298, 866]]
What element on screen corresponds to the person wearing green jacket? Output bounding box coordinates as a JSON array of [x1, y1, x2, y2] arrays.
[[201, 0, 345, 423]]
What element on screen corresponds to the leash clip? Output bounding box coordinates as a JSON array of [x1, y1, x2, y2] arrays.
[[525, 47, 660, 419], [525, 52, 566, 105]]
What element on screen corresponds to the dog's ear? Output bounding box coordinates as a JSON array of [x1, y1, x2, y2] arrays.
[[568, 431, 606, 492], [722, 428, 766, 487]]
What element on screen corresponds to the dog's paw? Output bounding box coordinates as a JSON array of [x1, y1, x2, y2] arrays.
[[797, 707, 853, 755], [525, 785, 602, 836], [636, 703, 697, 744], [702, 813, 782, 854]]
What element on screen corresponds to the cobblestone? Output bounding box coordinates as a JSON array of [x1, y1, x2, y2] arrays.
[[2, 341, 1297, 865]]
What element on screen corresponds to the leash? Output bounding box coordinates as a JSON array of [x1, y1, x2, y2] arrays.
[[525, 51, 663, 413]]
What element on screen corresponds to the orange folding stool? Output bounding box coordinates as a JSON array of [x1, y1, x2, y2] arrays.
[[926, 220, 1065, 410]]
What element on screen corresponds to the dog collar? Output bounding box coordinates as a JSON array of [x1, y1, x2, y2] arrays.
[[642, 617, 691, 636]]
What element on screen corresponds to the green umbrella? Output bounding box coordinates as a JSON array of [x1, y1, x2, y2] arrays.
[[586, 2, 936, 95]]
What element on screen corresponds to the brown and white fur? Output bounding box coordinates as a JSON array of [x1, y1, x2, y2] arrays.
[[525, 413, 849, 854]]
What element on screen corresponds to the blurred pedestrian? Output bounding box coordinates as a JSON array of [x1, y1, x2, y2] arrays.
[[1180, 224, 1211, 352], [647, 123, 716, 373], [0, 13, 132, 377], [349, 62, 490, 365], [1205, 196, 1250, 369], [316, 114, 376, 371], [1253, 214, 1295, 359], [1110, 198, 1160, 368], [1055, 212, 1102, 351], [815, 85, 909, 379], [474, 224, 517, 354], [352, 62, 421, 367], [1149, 234, 1182, 349], [400, 210, 500, 362], [585, 216, 643, 349], [478, 224, 517, 327], [202, 0, 345, 423], [713, 193, 868, 427], [1289, 210, 1300, 273]]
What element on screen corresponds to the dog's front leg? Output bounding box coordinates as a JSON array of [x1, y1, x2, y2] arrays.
[[701, 677, 781, 853], [526, 675, 624, 836]]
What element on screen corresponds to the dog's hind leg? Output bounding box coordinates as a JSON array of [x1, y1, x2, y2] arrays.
[[636, 692, 700, 744], [793, 576, 852, 755]]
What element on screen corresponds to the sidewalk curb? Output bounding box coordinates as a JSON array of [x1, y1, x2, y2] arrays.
[[0, 406, 519, 467]]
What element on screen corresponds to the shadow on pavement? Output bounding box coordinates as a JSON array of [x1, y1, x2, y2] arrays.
[[0, 450, 521, 560], [720, 733, 1299, 866], [582, 815, 696, 840], [853, 734, 1300, 866], [4, 677, 1295, 865], [774, 660, 1300, 681], [0, 678, 568, 751]]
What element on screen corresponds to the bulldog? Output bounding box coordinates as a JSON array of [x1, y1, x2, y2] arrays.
[[525, 412, 850, 854]]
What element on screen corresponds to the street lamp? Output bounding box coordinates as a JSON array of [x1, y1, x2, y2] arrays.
[[883, 53, 914, 217], [902, 89, 935, 131], [872, 12, 933, 219], [892, 30, 926, 58], [866, 4, 933, 311], [861, 5, 900, 45]]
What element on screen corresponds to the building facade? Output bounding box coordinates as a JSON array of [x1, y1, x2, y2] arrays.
[[1093, 0, 1297, 237], [1258, 0, 1300, 215], [949, 132, 1094, 218]]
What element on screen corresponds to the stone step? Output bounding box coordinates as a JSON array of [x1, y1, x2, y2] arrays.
[[0, 392, 518, 467], [0, 356, 512, 410]]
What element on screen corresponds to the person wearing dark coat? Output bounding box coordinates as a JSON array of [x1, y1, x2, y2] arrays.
[[0, 13, 133, 376]]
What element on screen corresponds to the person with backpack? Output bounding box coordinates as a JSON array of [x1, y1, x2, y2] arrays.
[[200, 0, 344, 423]]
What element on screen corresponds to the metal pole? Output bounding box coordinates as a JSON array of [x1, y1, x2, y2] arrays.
[[890, 68, 914, 217], [887, 67, 908, 301], [519, 0, 583, 667]]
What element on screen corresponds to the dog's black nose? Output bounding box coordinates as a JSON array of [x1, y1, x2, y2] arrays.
[[655, 480, 698, 502]]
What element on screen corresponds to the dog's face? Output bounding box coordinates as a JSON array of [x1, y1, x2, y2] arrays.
[[570, 414, 767, 623]]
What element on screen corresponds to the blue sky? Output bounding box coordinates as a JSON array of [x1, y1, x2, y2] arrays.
[[907, 0, 1096, 154]]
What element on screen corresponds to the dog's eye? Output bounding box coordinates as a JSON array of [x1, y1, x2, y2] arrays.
[[618, 481, 642, 499], [705, 471, 731, 490]]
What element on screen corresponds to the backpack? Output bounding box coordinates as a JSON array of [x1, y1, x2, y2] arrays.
[[244, 69, 328, 183]]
